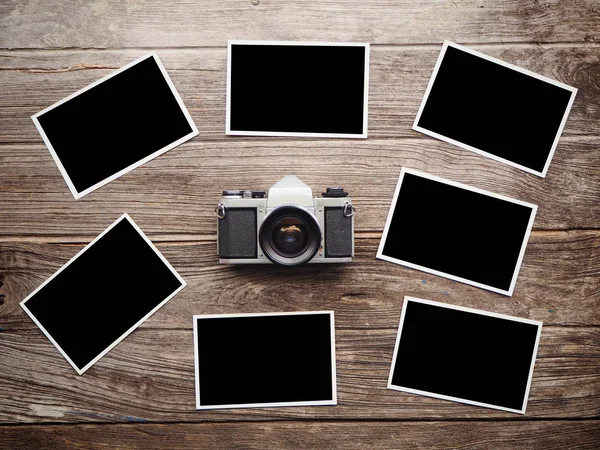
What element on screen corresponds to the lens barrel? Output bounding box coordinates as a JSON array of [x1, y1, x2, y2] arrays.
[[259, 205, 321, 266]]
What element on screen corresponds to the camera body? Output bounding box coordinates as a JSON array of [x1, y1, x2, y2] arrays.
[[216, 176, 354, 266]]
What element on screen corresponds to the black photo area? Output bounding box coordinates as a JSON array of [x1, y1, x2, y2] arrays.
[[381, 173, 533, 292], [23, 218, 183, 371], [391, 300, 540, 411], [196, 313, 334, 406], [417, 45, 573, 173], [36, 55, 194, 194], [229, 44, 366, 134]]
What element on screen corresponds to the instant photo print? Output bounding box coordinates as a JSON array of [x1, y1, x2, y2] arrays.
[[194, 311, 337, 410], [388, 297, 543, 414], [226, 41, 369, 138], [377, 168, 537, 296], [20, 214, 186, 374], [32, 53, 198, 199], [413, 41, 577, 177]]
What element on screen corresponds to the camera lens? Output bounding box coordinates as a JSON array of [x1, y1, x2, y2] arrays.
[[272, 218, 308, 257], [259, 205, 321, 266]]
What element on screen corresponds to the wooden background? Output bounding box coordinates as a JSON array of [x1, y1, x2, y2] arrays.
[[1, 0, 599, 448]]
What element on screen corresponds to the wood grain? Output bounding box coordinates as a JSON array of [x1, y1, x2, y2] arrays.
[[0, 137, 599, 235], [0, 326, 597, 423], [2, 420, 600, 449], [1, 45, 599, 144], [1, 46, 598, 235], [1, 0, 599, 444], [1, 232, 599, 330], [1, 0, 600, 49]]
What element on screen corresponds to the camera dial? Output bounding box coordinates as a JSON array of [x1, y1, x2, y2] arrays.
[[222, 190, 244, 198], [322, 187, 348, 197]]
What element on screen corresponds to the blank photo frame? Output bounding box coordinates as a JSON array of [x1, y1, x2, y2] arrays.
[[20, 214, 186, 374], [194, 311, 337, 410], [388, 297, 542, 414], [413, 41, 577, 177], [377, 168, 537, 296], [226, 41, 369, 138], [32, 53, 198, 199]]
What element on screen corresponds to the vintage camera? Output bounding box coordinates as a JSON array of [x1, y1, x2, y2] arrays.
[[216, 176, 355, 266]]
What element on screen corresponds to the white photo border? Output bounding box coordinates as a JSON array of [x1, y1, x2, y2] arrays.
[[387, 296, 543, 414], [193, 310, 337, 410], [376, 167, 538, 296], [412, 40, 578, 178], [19, 213, 187, 375], [31, 52, 199, 199], [226, 40, 370, 138]]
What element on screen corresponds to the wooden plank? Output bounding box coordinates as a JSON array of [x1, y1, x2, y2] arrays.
[[1, 232, 599, 330], [0, 326, 597, 423], [1, 45, 599, 144], [0, 0, 597, 443], [1, 420, 599, 449], [1, 47, 598, 232], [1, 1, 600, 49], [0, 136, 599, 235]]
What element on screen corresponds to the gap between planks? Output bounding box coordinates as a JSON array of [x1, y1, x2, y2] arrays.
[[0, 325, 597, 333], [1, 417, 599, 428], [2, 41, 600, 53], [0, 416, 600, 428]]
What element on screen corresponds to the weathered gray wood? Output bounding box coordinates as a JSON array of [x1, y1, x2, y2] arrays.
[[1, 45, 599, 144], [0, 137, 599, 235], [1, 232, 599, 330], [0, 326, 597, 423], [2, 420, 600, 449], [2, 0, 600, 49]]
